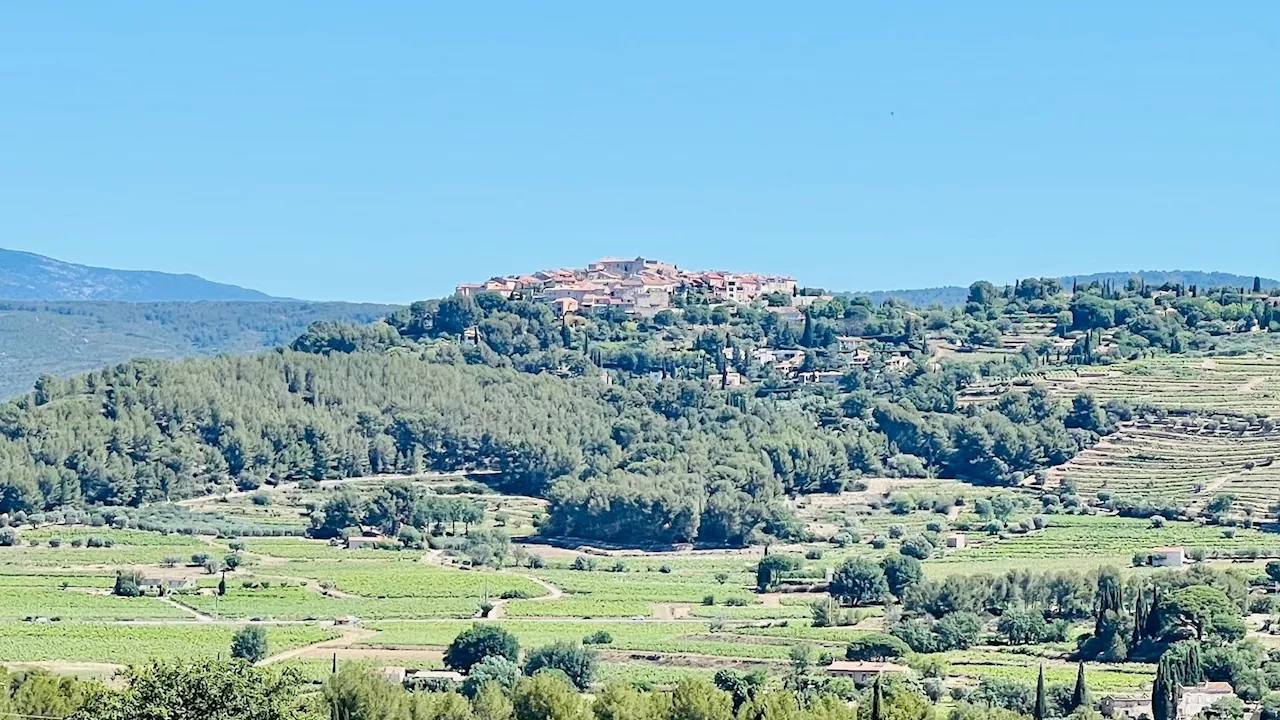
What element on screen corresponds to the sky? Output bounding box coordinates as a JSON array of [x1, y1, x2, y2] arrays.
[[1, 3, 1277, 303]]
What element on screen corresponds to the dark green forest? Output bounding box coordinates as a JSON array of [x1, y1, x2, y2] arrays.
[[0, 300, 396, 399]]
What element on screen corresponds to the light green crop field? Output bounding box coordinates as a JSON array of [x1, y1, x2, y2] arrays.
[[179, 585, 485, 620], [364, 620, 796, 661], [596, 663, 717, 686], [0, 543, 217, 568], [502, 598, 652, 618], [0, 588, 189, 620], [0, 573, 113, 588], [931, 513, 1280, 574], [247, 538, 413, 561], [280, 561, 547, 600], [527, 568, 755, 605], [0, 623, 339, 664]]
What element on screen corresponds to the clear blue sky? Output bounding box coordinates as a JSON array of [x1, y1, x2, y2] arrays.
[[2, 3, 1276, 303]]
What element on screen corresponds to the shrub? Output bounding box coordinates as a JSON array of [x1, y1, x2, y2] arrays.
[[725, 597, 748, 607], [523, 641, 598, 690], [703, 594, 716, 606], [583, 630, 613, 645], [899, 534, 934, 560], [113, 570, 143, 597], [461, 656, 519, 699], [0, 528, 22, 547], [231, 625, 269, 663], [805, 549, 824, 560], [571, 556, 597, 572], [444, 625, 520, 673], [250, 492, 271, 506], [845, 633, 910, 661], [659, 564, 673, 574]]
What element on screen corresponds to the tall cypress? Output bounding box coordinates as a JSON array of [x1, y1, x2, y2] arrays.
[[1144, 585, 1163, 641], [1132, 587, 1146, 648], [870, 673, 884, 720], [1071, 661, 1090, 712], [1034, 665, 1048, 720]]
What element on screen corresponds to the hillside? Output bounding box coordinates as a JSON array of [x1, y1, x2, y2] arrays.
[[1059, 269, 1278, 292], [0, 248, 278, 301], [847, 271, 1278, 308], [0, 300, 397, 399]]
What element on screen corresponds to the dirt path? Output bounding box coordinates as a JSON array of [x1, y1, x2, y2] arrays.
[[288, 647, 445, 663], [758, 594, 783, 609], [517, 573, 564, 601], [1240, 377, 1265, 393], [483, 572, 564, 620], [2, 661, 125, 678], [258, 627, 376, 666], [160, 596, 215, 622]]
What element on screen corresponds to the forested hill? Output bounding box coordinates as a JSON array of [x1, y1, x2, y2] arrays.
[[847, 271, 1276, 308], [0, 300, 397, 399], [0, 248, 276, 301], [1060, 270, 1279, 292], [0, 294, 1115, 547]]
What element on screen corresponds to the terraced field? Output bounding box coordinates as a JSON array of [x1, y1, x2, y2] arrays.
[[1046, 421, 1280, 514], [931, 514, 1280, 572], [1043, 355, 1280, 414]]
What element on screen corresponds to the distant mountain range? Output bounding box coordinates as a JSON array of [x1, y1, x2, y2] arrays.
[[852, 270, 1279, 308], [0, 248, 278, 301]]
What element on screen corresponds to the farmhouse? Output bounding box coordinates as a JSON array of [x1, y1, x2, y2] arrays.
[[1177, 682, 1234, 719], [1151, 547, 1185, 568], [345, 535, 386, 550], [139, 577, 197, 593], [1100, 696, 1153, 720], [825, 661, 910, 687]]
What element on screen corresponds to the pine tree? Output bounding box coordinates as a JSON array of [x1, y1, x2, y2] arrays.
[[1034, 665, 1048, 720]]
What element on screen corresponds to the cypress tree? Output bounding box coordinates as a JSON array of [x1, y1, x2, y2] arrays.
[[870, 673, 883, 720], [1034, 665, 1048, 720], [1071, 661, 1090, 712], [1144, 585, 1163, 641], [1132, 587, 1146, 648]]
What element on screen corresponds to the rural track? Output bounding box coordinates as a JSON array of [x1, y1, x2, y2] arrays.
[[257, 627, 376, 666]]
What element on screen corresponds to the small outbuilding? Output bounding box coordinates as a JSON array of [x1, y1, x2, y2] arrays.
[[945, 533, 967, 550], [825, 661, 910, 687], [1151, 547, 1185, 568], [1101, 696, 1153, 719]]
